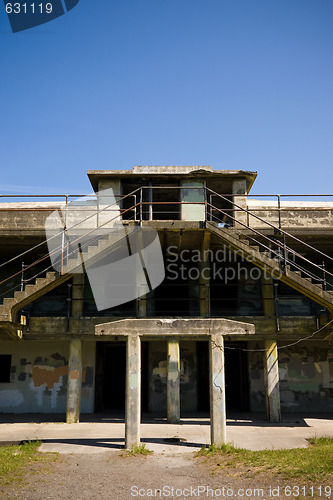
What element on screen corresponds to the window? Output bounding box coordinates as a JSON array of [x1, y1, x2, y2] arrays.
[[0, 355, 11, 383]]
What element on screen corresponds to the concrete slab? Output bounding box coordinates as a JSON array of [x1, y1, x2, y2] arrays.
[[0, 414, 332, 454]]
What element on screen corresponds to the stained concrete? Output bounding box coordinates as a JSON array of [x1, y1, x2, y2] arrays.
[[0, 414, 332, 454]]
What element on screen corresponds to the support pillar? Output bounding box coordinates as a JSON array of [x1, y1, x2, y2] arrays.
[[71, 274, 84, 318], [209, 334, 226, 446], [264, 340, 281, 422], [66, 339, 82, 424], [167, 339, 180, 424], [125, 335, 141, 449], [199, 232, 211, 317], [232, 179, 247, 227]]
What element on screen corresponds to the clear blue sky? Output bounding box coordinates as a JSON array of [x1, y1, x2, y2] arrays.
[[1, 0, 333, 195]]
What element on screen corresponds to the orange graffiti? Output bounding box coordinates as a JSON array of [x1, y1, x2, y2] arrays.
[[32, 365, 68, 389]]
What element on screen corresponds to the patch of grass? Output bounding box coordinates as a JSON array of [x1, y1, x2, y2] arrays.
[[0, 440, 57, 488], [198, 437, 333, 482], [126, 444, 153, 456]]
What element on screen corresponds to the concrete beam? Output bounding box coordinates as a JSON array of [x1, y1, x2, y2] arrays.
[[209, 334, 226, 446], [125, 335, 141, 449], [167, 339, 180, 424], [264, 340, 281, 423], [96, 318, 255, 337], [66, 339, 82, 424]]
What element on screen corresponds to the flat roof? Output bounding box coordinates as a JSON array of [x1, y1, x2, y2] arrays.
[[87, 166, 257, 192]]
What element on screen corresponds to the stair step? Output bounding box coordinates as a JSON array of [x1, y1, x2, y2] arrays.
[[14, 291, 28, 300], [46, 272, 56, 281], [24, 284, 38, 294], [3, 298, 17, 307], [262, 251, 272, 258], [35, 278, 48, 287]]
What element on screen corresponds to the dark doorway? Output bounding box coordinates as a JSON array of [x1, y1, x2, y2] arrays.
[[197, 342, 210, 411], [95, 341, 149, 413], [196, 341, 249, 413], [225, 342, 249, 411]]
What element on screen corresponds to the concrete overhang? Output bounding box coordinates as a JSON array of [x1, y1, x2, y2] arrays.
[[95, 318, 255, 337], [87, 167, 257, 193]]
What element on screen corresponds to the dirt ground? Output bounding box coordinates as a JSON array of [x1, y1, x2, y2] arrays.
[[0, 450, 323, 500]]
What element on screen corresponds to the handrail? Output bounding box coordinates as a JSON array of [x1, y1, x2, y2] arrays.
[[206, 187, 333, 265], [205, 191, 333, 291], [206, 202, 333, 284], [1, 184, 333, 311], [0, 188, 140, 270]]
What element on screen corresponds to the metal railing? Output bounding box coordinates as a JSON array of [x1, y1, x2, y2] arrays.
[[1, 185, 333, 313]]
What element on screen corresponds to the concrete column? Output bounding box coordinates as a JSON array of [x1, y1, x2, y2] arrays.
[[209, 334, 226, 446], [264, 340, 281, 422], [181, 180, 205, 221], [125, 335, 141, 449], [97, 179, 121, 228], [66, 339, 82, 424], [71, 274, 85, 318], [167, 339, 180, 423], [199, 232, 211, 317], [262, 274, 275, 317], [232, 179, 247, 228], [136, 232, 148, 318]]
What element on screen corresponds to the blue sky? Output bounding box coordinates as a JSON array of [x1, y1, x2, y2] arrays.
[[1, 0, 333, 196]]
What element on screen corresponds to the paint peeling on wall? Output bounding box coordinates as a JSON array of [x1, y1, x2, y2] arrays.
[[0, 389, 24, 407], [249, 342, 333, 413]]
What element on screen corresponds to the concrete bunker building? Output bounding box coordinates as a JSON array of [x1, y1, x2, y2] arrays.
[[0, 166, 332, 448]]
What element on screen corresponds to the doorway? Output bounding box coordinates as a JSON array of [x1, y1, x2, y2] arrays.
[[95, 341, 148, 413], [196, 340, 249, 413]]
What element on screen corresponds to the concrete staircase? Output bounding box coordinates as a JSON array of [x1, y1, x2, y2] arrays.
[[207, 221, 333, 339], [0, 226, 127, 337]]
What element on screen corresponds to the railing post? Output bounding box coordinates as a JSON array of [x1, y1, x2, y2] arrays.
[[20, 262, 25, 292], [148, 180, 153, 221], [274, 283, 280, 332], [133, 195, 137, 222], [283, 233, 287, 273], [277, 195, 281, 231], [140, 187, 143, 226], [66, 283, 72, 332], [61, 230, 65, 275], [322, 260, 327, 291]]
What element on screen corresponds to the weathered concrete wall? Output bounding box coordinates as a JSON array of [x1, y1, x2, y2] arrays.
[[0, 341, 95, 414], [148, 341, 197, 413], [247, 200, 333, 229], [248, 341, 333, 413], [279, 343, 333, 412]]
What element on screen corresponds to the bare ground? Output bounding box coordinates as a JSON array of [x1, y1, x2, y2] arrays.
[[1, 450, 324, 500]]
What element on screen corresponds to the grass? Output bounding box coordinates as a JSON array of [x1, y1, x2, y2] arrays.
[[125, 444, 153, 456], [0, 441, 57, 488], [198, 437, 333, 482]]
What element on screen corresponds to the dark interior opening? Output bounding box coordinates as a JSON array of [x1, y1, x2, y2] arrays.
[[197, 341, 249, 413], [95, 341, 148, 413], [121, 180, 180, 221], [0, 355, 11, 383]]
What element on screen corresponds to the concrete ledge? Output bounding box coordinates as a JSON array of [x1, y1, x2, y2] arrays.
[[95, 318, 255, 337]]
